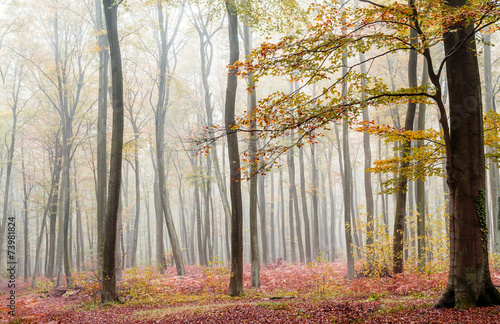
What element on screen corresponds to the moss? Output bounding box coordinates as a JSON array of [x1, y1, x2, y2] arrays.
[[476, 189, 488, 253]]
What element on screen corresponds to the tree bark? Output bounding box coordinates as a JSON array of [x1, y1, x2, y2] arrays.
[[434, 0, 500, 308], [101, 0, 124, 303], [226, 0, 243, 297], [393, 24, 418, 274], [95, 0, 109, 279], [359, 54, 375, 267]]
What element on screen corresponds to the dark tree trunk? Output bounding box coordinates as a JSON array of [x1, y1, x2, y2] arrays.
[[434, 0, 500, 308], [359, 54, 375, 267], [393, 25, 418, 274], [101, 0, 124, 303], [226, 0, 243, 297]]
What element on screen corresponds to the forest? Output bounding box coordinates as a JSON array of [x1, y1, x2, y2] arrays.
[[1, 0, 500, 322]]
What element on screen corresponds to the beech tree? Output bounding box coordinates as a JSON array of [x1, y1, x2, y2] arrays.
[[237, 0, 500, 308], [101, 0, 124, 303]]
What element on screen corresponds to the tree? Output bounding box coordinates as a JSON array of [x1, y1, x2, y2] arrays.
[[236, 0, 500, 307], [154, 0, 185, 276], [101, 0, 124, 303], [226, 0, 244, 297]]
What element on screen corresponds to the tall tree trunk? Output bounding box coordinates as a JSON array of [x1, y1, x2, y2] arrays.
[[416, 60, 429, 272], [21, 145, 32, 280], [299, 146, 312, 263], [154, 176, 165, 273], [130, 122, 141, 268], [359, 54, 375, 267], [155, 2, 185, 276], [101, 0, 124, 303], [95, 0, 109, 279], [226, 0, 243, 297], [244, 16, 260, 287], [434, 0, 500, 308], [279, 168, 287, 261], [310, 145, 320, 259], [393, 25, 418, 274], [0, 64, 20, 272], [270, 171, 276, 261]]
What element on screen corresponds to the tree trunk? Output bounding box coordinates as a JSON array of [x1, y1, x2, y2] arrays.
[[226, 0, 243, 297], [299, 145, 312, 263], [359, 54, 375, 267], [155, 2, 185, 276], [101, 0, 123, 303], [95, 0, 109, 279], [393, 26, 418, 274], [416, 60, 429, 272], [243, 16, 260, 286], [280, 168, 287, 261], [434, 0, 500, 308], [130, 122, 140, 268]]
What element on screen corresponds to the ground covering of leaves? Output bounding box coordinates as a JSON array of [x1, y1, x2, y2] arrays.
[[2, 262, 500, 323]]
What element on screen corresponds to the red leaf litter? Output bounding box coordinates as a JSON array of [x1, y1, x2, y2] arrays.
[[2, 264, 499, 323]]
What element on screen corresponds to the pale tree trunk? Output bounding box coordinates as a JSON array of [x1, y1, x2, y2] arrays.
[[73, 162, 85, 271], [154, 1, 185, 276], [189, 2, 232, 263], [433, 0, 500, 308], [226, 0, 243, 297], [299, 145, 312, 263], [270, 171, 276, 261], [258, 158, 269, 265], [416, 60, 428, 272], [279, 168, 287, 261], [326, 146, 337, 261], [21, 143, 32, 280], [101, 0, 124, 303], [31, 147, 61, 288], [94, 0, 109, 278], [310, 145, 320, 259]]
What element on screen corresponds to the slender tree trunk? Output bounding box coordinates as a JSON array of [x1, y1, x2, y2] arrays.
[[270, 171, 276, 261], [299, 146, 312, 263], [0, 66, 20, 272], [155, 2, 185, 276], [393, 25, 418, 274], [130, 123, 141, 268], [226, 0, 243, 296], [416, 61, 429, 272], [279, 168, 287, 261], [101, 0, 124, 303], [95, 0, 109, 279], [154, 176, 165, 273], [359, 54, 375, 266], [244, 18, 260, 287]]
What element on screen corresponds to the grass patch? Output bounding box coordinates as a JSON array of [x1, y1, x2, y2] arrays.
[[135, 301, 249, 320]]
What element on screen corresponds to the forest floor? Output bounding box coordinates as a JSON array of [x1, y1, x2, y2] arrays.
[[1, 262, 500, 323]]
